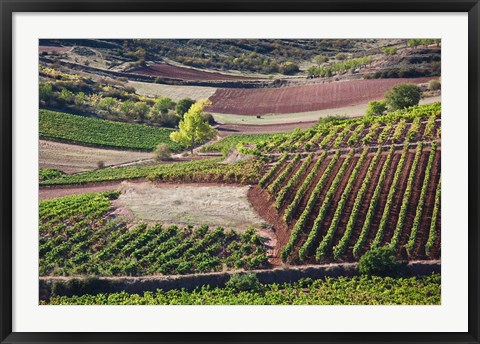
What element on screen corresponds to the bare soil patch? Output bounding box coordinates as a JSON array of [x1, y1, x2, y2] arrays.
[[117, 182, 268, 230], [39, 140, 152, 173], [208, 77, 437, 116]]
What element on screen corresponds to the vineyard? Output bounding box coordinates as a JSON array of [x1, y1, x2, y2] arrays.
[[40, 109, 181, 151], [257, 103, 441, 263], [40, 157, 263, 186], [45, 274, 441, 305], [39, 192, 269, 277]]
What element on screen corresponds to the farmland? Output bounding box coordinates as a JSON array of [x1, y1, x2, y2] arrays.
[[39, 140, 152, 173], [38, 39, 442, 306], [132, 63, 260, 81], [39, 157, 263, 186], [40, 109, 181, 151], [39, 192, 269, 277], [257, 103, 441, 263], [207, 77, 436, 115], [45, 274, 440, 305]]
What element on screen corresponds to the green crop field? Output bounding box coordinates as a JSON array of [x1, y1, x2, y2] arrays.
[[39, 158, 263, 186], [40, 192, 268, 277], [39, 109, 182, 151], [45, 274, 440, 305]]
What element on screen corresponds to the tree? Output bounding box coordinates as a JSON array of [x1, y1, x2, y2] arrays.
[[39, 83, 53, 101], [280, 62, 299, 75], [152, 143, 172, 161], [170, 99, 217, 154], [175, 98, 195, 117], [384, 83, 422, 111], [119, 100, 135, 118], [366, 100, 387, 117], [154, 97, 173, 115], [97, 97, 117, 114], [314, 54, 329, 65], [359, 246, 407, 277], [132, 101, 149, 121], [407, 39, 421, 49]]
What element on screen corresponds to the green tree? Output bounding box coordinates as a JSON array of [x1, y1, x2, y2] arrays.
[[225, 273, 262, 292], [39, 83, 53, 101], [384, 83, 422, 111], [154, 97, 173, 115], [132, 101, 149, 121], [314, 54, 329, 65], [170, 99, 217, 154], [280, 62, 299, 75], [175, 98, 195, 117], [74, 92, 87, 110], [366, 100, 387, 117], [359, 246, 407, 277], [98, 97, 117, 114], [407, 39, 421, 49], [119, 100, 135, 118]]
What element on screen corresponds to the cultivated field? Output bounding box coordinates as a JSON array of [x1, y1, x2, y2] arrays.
[[208, 77, 436, 115], [127, 80, 217, 101], [132, 63, 260, 81], [39, 140, 151, 173], [255, 103, 441, 263], [212, 96, 441, 126]]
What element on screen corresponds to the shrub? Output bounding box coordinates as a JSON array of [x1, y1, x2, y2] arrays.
[[366, 100, 387, 117], [428, 79, 441, 91], [175, 98, 196, 117], [201, 113, 216, 125], [280, 62, 300, 75], [225, 273, 261, 292], [153, 143, 172, 161], [384, 83, 422, 111], [358, 246, 407, 277]]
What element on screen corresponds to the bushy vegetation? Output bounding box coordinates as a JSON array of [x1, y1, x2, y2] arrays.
[[39, 109, 181, 151], [384, 83, 422, 111], [306, 56, 372, 77], [39, 192, 269, 277], [359, 246, 407, 277], [200, 133, 285, 156], [39, 168, 65, 182], [46, 274, 441, 305], [39, 67, 197, 128]]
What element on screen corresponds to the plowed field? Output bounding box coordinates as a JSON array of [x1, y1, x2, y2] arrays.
[[132, 63, 258, 81], [208, 77, 436, 115]]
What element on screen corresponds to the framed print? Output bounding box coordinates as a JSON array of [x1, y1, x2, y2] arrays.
[[1, 1, 479, 343]]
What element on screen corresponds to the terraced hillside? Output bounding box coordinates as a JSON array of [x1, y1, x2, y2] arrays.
[[256, 103, 441, 264]]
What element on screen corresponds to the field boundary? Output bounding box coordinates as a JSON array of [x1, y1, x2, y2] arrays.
[[39, 260, 440, 301]]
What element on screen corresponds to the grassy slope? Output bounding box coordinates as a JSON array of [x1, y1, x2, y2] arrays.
[[39, 109, 182, 151]]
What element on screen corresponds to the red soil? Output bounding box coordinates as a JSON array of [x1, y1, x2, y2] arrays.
[[207, 77, 437, 115], [250, 146, 441, 264], [132, 63, 258, 81]]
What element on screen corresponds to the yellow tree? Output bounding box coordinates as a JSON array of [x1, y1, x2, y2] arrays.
[[170, 99, 217, 154]]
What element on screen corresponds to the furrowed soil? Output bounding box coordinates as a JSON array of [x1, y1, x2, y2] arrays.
[[39, 140, 152, 173], [208, 77, 437, 115], [132, 63, 261, 81]]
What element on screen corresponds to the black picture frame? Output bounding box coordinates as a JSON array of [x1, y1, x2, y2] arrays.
[[1, 1, 479, 343]]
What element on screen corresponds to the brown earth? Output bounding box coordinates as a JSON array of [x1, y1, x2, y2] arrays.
[[132, 63, 260, 81], [207, 77, 437, 115]]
